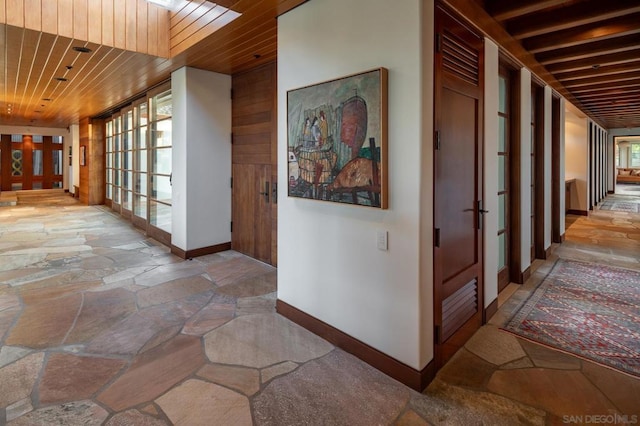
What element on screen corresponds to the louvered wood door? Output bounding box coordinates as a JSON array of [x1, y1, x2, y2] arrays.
[[433, 3, 484, 368]]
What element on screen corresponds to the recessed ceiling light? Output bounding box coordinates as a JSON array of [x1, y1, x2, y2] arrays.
[[72, 46, 92, 53], [592, 64, 600, 69], [42, 98, 52, 101], [55, 77, 68, 82], [34, 110, 42, 113], [66, 65, 73, 70], [254, 54, 261, 59]]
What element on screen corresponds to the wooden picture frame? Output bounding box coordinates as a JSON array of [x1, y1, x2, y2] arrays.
[[287, 68, 388, 208], [80, 145, 86, 166]]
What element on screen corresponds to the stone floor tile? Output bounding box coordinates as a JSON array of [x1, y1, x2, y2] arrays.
[[139, 291, 213, 327], [0, 292, 20, 312], [8, 400, 108, 425], [435, 348, 496, 390], [97, 334, 206, 411], [38, 353, 127, 404], [253, 350, 410, 426], [134, 262, 207, 287], [78, 255, 115, 270], [137, 275, 215, 308], [500, 357, 535, 370], [0, 307, 21, 341], [417, 379, 545, 426], [204, 313, 333, 368], [236, 292, 276, 316], [87, 313, 164, 356], [520, 340, 582, 370], [182, 302, 235, 335], [139, 325, 182, 354], [64, 287, 137, 343], [104, 409, 169, 426], [464, 326, 527, 366], [261, 361, 298, 384], [581, 361, 640, 415], [18, 279, 100, 304], [197, 364, 260, 396], [102, 266, 155, 285], [487, 368, 617, 417], [0, 253, 47, 271], [141, 404, 160, 416], [5, 294, 81, 349], [156, 379, 251, 426], [0, 347, 32, 368], [5, 398, 33, 422], [0, 352, 44, 408], [216, 271, 277, 298], [394, 410, 431, 426], [205, 256, 275, 287]]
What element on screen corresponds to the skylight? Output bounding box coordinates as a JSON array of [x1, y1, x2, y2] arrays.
[[146, 0, 183, 10]]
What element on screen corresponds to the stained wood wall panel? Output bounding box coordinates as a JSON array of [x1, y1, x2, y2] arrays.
[[101, 0, 113, 46], [24, 0, 41, 31], [73, 0, 88, 42], [125, 0, 137, 52], [147, 6, 158, 57], [6, 0, 23, 27], [57, 0, 73, 38], [41, 0, 57, 33], [87, 0, 102, 44]]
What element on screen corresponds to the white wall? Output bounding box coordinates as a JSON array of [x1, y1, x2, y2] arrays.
[[70, 124, 80, 194], [564, 105, 589, 212], [543, 86, 552, 251], [519, 69, 532, 271], [278, 0, 424, 369], [171, 67, 232, 252], [483, 39, 499, 308]]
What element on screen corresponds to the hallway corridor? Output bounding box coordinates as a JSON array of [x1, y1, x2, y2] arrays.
[[0, 193, 638, 425]]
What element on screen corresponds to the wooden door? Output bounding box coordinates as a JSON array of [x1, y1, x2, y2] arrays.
[[231, 62, 277, 265], [434, 4, 484, 368]]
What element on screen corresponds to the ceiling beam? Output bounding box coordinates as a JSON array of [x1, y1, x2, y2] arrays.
[[487, 0, 571, 22], [537, 33, 640, 65], [546, 49, 640, 74], [508, 0, 640, 39], [555, 63, 640, 83], [523, 13, 640, 54]]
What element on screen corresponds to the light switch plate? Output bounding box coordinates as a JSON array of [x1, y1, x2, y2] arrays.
[[377, 230, 388, 251]]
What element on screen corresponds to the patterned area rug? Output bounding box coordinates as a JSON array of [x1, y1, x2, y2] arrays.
[[502, 259, 640, 377], [598, 199, 640, 213]]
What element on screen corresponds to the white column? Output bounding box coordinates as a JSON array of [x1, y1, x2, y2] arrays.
[[171, 66, 232, 252], [543, 86, 552, 251], [520, 69, 532, 272], [71, 124, 80, 195], [483, 38, 499, 307], [559, 98, 566, 236]]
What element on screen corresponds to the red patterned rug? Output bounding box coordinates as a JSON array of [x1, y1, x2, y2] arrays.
[[502, 259, 640, 377]]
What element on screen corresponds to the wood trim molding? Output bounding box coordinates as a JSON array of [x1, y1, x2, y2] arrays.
[[608, 190, 614, 194], [276, 300, 436, 392], [484, 298, 499, 323], [544, 245, 552, 259], [513, 265, 532, 284], [560, 233, 566, 242], [567, 209, 589, 216], [171, 242, 231, 259]]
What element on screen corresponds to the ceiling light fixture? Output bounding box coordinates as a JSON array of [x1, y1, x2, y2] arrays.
[[146, 0, 182, 10], [55, 77, 68, 82], [72, 46, 92, 53]]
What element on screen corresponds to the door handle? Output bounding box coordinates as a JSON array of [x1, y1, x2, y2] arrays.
[[272, 182, 277, 204], [260, 182, 270, 203], [477, 200, 489, 229]]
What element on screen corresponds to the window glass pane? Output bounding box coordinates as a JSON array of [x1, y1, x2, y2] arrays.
[[150, 200, 171, 233], [137, 149, 148, 172], [12, 149, 23, 176], [123, 190, 132, 211], [138, 126, 147, 150], [124, 151, 133, 171], [124, 131, 132, 151], [53, 151, 63, 175], [125, 110, 133, 131], [498, 233, 506, 270], [52, 136, 63, 144], [152, 90, 172, 121], [152, 148, 172, 174], [151, 175, 172, 202], [12, 183, 22, 190], [134, 194, 147, 218], [113, 187, 120, 203], [33, 135, 43, 143], [498, 155, 506, 192], [151, 120, 172, 147], [33, 150, 43, 175], [135, 172, 147, 194], [631, 144, 640, 167], [106, 120, 113, 136], [53, 181, 63, 188], [106, 184, 112, 199], [139, 103, 148, 126], [114, 169, 120, 186], [498, 193, 506, 230], [32, 181, 43, 190], [498, 76, 507, 114], [11, 134, 23, 142], [498, 116, 506, 152], [114, 134, 120, 152], [114, 151, 120, 169]]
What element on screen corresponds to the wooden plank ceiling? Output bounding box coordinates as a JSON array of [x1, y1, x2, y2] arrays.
[[481, 0, 640, 129], [0, 0, 306, 128], [2, 0, 638, 130]]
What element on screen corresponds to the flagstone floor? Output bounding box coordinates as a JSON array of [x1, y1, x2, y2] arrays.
[[0, 192, 638, 425]]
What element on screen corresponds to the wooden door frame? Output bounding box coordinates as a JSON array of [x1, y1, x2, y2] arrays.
[[509, 68, 524, 283], [551, 94, 562, 243], [433, 2, 484, 369], [533, 84, 547, 260]]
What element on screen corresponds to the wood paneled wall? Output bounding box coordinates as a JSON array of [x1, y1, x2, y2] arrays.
[[0, 0, 170, 57], [79, 117, 104, 205], [169, 0, 241, 57]]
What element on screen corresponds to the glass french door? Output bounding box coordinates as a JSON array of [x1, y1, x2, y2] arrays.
[[132, 99, 149, 229], [148, 88, 172, 245]]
